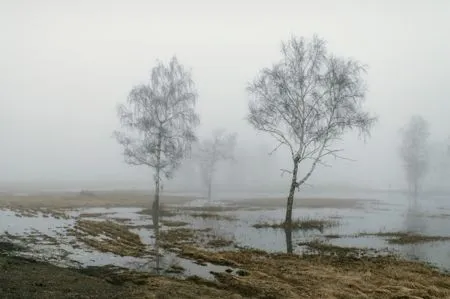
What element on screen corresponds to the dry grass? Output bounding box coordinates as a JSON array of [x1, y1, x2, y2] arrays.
[[190, 212, 236, 221], [207, 238, 234, 248], [298, 240, 382, 258], [2, 234, 449, 298], [175, 246, 450, 298], [161, 220, 189, 227], [160, 228, 197, 249], [72, 220, 148, 257], [137, 207, 177, 217], [253, 217, 339, 231], [79, 212, 114, 218], [127, 224, 157, 230], [1, 206, 71, 219], [234, 197, 370, 209], [180, 246, 239, 267], [360, 231, 450, 244], [323, 234, 341, 239], [0, 192, 193, 209]]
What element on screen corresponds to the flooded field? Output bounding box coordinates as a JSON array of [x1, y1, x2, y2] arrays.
[[1, 191, 449, 276], [0, 191, 449, 298]]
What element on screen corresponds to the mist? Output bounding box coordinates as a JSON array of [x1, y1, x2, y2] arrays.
[[2, 0, 450, 194]]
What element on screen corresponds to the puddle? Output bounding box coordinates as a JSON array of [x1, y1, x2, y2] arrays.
[[167, 193, 450, 271], [0, 207, 239, 281]]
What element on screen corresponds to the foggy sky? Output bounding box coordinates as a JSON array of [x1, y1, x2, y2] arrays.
[[1, 0, 450, 191]]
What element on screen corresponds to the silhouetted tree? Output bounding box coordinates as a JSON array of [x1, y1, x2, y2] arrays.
[[399, 115, 429, 197], [114, 56, 200, 225], [247, 35, 376, 226], [196, 129, 237, 200]]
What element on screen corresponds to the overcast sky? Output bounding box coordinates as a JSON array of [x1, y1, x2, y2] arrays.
[[1, 0, 449, 191]]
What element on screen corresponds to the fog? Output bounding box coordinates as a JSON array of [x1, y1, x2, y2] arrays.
[[1, 0, 450, 193]]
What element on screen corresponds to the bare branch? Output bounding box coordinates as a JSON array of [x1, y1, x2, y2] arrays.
[[114, 56, 199, 183], [269, 142, 284, 155], [194, 129, 238, 200], [246, 35, 376, 222]]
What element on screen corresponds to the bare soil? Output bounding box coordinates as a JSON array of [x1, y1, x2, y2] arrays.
[[0, 254, 242, 299]]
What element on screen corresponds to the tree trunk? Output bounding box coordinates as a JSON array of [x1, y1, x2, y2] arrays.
[[152, 134, 162, 273], [285, 160, 299, 226], [284, 227, 293, 254], [207, 180, 212, 201], [152, 169, 160, 226], [152, 133, 162, 227]]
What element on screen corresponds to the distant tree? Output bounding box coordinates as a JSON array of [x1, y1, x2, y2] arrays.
[[247, 35, 376, 226], [196, 129, 237, 201], [399, 115, 430, 197], [114, 56, 200, 225]]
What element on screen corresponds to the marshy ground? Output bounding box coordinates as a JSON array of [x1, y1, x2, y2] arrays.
[[0, 191, 449, 298]]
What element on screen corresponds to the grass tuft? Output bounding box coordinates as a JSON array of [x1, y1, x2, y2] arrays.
[[360, 231, 450, 244], [253, 217, 339, 231]]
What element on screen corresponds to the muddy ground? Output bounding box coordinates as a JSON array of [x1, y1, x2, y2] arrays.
[[1, 242, 449, 299]]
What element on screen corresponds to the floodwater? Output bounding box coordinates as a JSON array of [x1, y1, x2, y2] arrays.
[[0, 206, 239, 280], [172, 191, 450, 271], [1, 190, 449, 279]]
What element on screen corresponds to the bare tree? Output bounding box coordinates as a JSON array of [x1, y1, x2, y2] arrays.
[[196, 129, 237, 201], [247, 35, 376, 226], [114, 56, 200, 225], [399, 115, 430, 197]]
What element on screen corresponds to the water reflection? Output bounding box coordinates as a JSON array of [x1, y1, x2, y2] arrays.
[[284, 228, 293, 254], [153, 214, 160, 273], [401, 200, 429, 262]]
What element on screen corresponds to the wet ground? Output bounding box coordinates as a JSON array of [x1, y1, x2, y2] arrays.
[[1, 191, 450, 279]]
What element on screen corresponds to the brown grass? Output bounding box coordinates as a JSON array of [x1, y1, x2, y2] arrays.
[[207, 238, 234, 248], [1, 206, 71, 219], [127, 224, 156, 230], [72, 220, 148, 257], [361, 231, 450, 244], [2, 236, 449, 298], [137, 207, 177, 217], [253, 217, 339, 231], [298, 240, 381, 258], [234, 197, 371, 209], [161, 220, 189, 227], [0, 192, 193, 209], [159, 228, 197, 249], [190, 212, 236, 221], [79, 212, 114, 218], [175, 246, 450, 298]]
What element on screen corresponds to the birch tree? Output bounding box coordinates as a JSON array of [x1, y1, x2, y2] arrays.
[[197, 129, 237, 201], [247, 35, 376, 226], [399, 115, 430, 197], [114, 56, 199, 225]]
